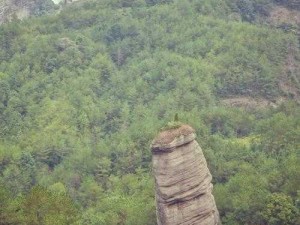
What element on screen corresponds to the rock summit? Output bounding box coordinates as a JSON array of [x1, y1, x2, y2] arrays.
[[151, 124, 221, 225]]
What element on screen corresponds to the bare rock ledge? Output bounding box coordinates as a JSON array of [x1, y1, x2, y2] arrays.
[[151, 125, 221, 225]]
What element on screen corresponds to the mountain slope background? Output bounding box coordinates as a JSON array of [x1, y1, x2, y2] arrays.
[[0, 0, 299, 224], [0, 0, 56, 24]]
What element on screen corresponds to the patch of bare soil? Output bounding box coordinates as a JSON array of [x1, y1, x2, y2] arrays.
[[221, 97, 277, 110], [268, 6, 300, 26], [266, 7, 300, 103], [223, 8, 300, 109], [153, 124, 195, 145]]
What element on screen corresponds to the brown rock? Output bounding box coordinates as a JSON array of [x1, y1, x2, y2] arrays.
[[151, 125, 221, 225]]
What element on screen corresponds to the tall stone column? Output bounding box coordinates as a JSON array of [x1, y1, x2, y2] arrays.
[[151, 124, 221, 225]]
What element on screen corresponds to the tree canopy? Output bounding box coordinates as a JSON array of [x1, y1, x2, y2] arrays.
[[0, 0, 299, 224]]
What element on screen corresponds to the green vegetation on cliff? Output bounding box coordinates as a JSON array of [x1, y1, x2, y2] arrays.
[[0, 0, 299, 224]]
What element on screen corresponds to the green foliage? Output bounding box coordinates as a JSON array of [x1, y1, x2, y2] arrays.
[[1, 151, 36, 196], [215, 169, 269, 224], [31, 0, 56, 16], [17, 186, 79, 225], [0, 185, 79, 225], [257, 112, 300, 156], [262, 193, 299, 225], [274, 0, 300, 9], [226, 0, 272, 22], [161, 121, 183, 131], [0, 0, 299, 224], [0, 186, 11, 225]]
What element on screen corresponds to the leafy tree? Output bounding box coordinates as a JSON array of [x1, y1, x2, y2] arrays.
[[257, 113, 300, 156], [0, 0, 299, 224], [2, 152, 36, 196], [0, 186, 12, 225], [262, 193, 299, 225], [14, 186, 79, 225]]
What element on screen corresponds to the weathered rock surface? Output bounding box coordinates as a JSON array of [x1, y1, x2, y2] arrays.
[[151, 125, 221, 225]]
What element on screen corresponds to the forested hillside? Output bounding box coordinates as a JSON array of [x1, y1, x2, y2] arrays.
[[0, 0, 299, 224], [0, 0, 56, 24]]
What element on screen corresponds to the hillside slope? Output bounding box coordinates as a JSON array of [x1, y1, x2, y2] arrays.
[[0, 0, 55, 24], [0, 0, 299, 224]]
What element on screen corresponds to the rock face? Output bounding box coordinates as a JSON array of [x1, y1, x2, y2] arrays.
[[151, 125, 221, 225]]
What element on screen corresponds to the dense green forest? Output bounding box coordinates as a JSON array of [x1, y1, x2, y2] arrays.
[[0, 0, 299, 224]]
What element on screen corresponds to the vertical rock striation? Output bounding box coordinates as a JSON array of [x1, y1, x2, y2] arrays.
[[151, 125, 221, 225]]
